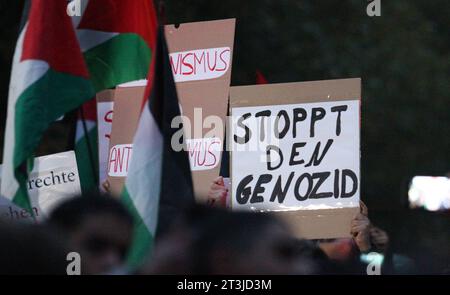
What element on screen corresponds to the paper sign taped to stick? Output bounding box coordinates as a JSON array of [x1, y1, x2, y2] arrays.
[[106, 83, 146, 196], [229, 78, 361, 239], [0, 151, 81, 222], [165, 19, 235, 201], [96, 90, 115, 189]]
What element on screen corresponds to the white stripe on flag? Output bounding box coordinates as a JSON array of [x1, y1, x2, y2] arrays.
[[1, 24, 49, 200], [75, 119, 96, 142], [125, 101, 163, 234], [70, 0, 119, 52], [69, 0, 90, 28], [76, 29, 119, 52]]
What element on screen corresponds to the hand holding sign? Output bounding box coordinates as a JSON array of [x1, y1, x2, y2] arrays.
[[207, 176, 228, 207], [351, 212, 372, 252], [370, 226, 390, 253]]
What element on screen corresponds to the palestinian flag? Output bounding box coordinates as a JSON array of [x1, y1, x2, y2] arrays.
[[1, 0, 94, 211], [75, 98, 98, 192], [122, 27, 195, 267], [72, 0, 157, 191], [75, 0, 157, 91]]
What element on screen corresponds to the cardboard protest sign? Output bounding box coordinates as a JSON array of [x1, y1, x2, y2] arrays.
[[0, 151, 81, 222], [229, 78, 361, 239], [106, 82, 146, 196], [105, 20, 235, 199], [96, 90, 115, 189], [165, 18, 235, 201]]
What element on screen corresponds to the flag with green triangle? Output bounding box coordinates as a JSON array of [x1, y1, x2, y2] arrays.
[[72, 0, 158, 192], [122, 27, 195, 268], [1, 0, 94, 211]]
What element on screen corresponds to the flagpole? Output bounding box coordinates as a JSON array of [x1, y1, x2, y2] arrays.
[[79, 106, 99, 187], [158, 0, 167, 25]]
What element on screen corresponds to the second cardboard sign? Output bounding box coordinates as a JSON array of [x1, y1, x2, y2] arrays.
[[229, 78, 361, 239], [106, 19, 235, 199]]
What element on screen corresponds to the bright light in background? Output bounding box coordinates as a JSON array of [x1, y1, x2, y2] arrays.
[[408, 176, 450, 211], [361, 252, 384, 266]]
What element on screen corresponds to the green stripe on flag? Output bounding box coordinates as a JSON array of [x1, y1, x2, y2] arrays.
[[14, 70, 94, 168], [75, 126, 99, 193], [84, 34, 152, 92], [12, 157, 34, 214], [121, 186, 154, 269], [13, 69, 94, 210]]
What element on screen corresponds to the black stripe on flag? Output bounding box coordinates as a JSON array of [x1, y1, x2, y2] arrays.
[[19, 0, 31, 31], [148, 26, 195, 238]]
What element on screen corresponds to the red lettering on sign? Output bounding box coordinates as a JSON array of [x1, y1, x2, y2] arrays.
[[206, 50, 217, 71], [170, 54, 182, 75], [108, 146, 117, 173], [194, 51, 206, 75], [107, 145, 133, 176], [187, 139, 221, 169], [217, 49, 230, 71], [182, 52, 194, 75], [170, 48, 230, 80], [104, 110, 113, 139]]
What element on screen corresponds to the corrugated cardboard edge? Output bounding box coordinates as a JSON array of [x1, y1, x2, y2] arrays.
[[273, 207, 360, 239], [230, 78, 361, 107], [229, 78, 361, 239], [106, 86, 146, 197], [96, 89, 115, 102]]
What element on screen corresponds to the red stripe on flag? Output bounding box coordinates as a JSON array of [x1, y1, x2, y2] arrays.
[[21, 0, 89, 78], [78, 98, 97, 121], [78, 0, 158, 52]]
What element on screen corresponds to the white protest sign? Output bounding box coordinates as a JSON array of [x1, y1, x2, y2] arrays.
[[0, 151, 81, 221], [231, 100, 360, 211], [230, 79, 361, 239], [97, 100, 114, 185]]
